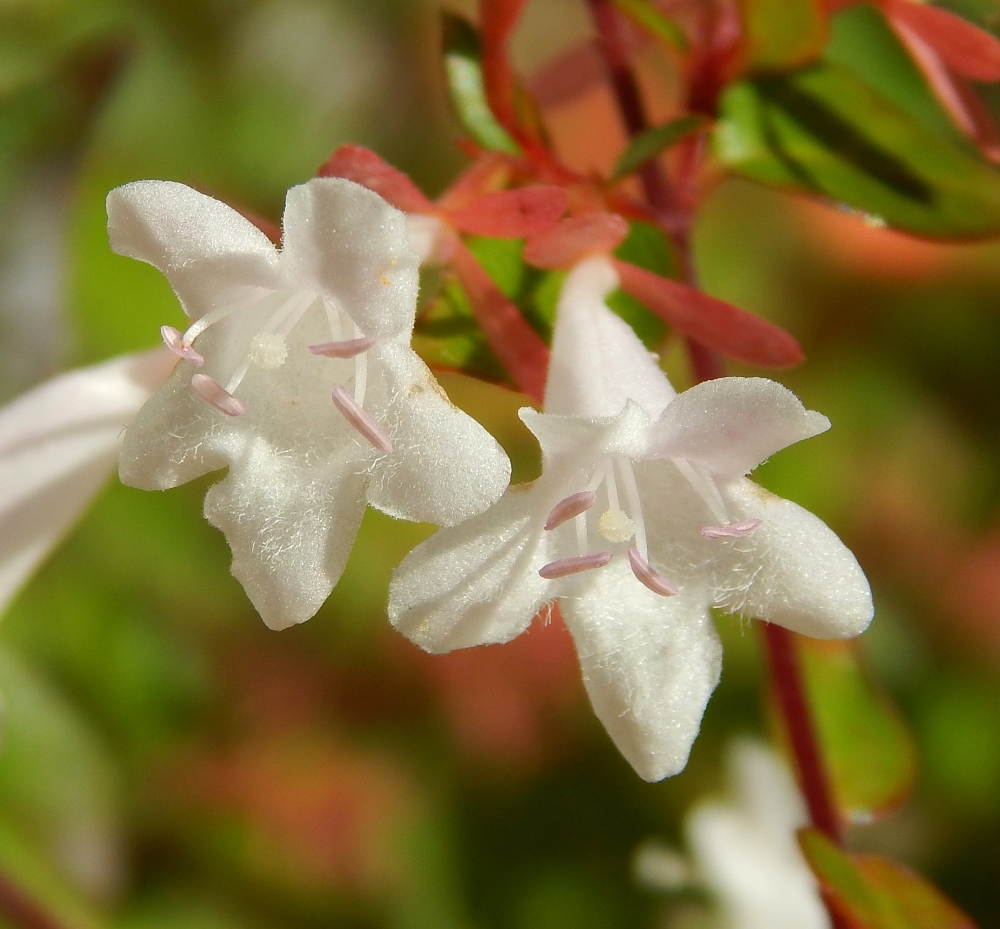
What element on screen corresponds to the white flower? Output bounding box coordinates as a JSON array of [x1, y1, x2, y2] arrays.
[[0, 349, 176, 615], [388, 256, 873, 781], [109, 177, 511, 631], [687, 741, 830, 929]]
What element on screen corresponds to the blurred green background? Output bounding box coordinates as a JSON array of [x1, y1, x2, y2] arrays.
[[2, 0, 1000, 926]]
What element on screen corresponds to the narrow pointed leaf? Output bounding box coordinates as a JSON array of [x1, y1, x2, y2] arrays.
[[613, 259, 804, 367], [883, 0, 1000, 82], [797, 639, 918, 824], [318, 145, 436, 213], [436, 153, 514, 212], [799, 829, 977, 929], [480, 0, 529, 136], [523, 213, 630, 268], [442, 13, 522, 154], [738, 0, 828, 72], [612, 115, 708, 181], [612, 0, 688, 51], [447, 185, 567, 237], [714, 61, 1000, 238]]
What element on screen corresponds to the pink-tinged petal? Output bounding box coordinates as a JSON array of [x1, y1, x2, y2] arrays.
[[318, 145, 437, 213], [523, 213, 630, 269], [561, 560, 722, 781], [450, 240, 549, 402], [446, 186, 568, 238], [613, 260, 805, 369], [106, 181, 280, 319], [545, 256, 675, 420], [882, 0, 1000, 81], [281, 178, 419, 338], [649, 377, 830, 480], [0, 349, 175, 614]]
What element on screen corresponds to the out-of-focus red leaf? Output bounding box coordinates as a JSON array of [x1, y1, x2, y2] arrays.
[[480, 0, 528, 133], [447, 186, 568, 237], [528, 40, 607, 109], [883, 0, 1000, 82], [318, 145, 436, 214], [451, 240, 548, 401], [437, 153, 515, 212], [613, 260, 804, 368], [523, 213, 630, 268]]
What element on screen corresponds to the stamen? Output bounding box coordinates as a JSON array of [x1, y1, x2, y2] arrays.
[[672, 457, 729, 525], [353, 327, 369, 406], [618, 457, 648, 560], [161, 325, 204, 365], [627, 547, 678, 597], [191, 373, 246, 416], [331, 386, 393, 454], [544, 491, 597, 530], [539, 552, 613, 580], [308, 336, 376, 358], [701, 518, 763, 539]]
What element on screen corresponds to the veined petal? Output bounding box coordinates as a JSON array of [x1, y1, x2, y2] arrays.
[[712, 481, 873, 639], [106, 181, 280, 318], [280, 178, 419, 339], [0, 349, 175, 613], [388, 484, 554, 653], [560, 559, 722, 781], [203, 440, 368, 631], [649, 377, 830, 480], [364, 341, 511, 526], [544, 256, 675, 420]]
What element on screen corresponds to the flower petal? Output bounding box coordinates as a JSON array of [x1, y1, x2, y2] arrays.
[[280, 178, 419, 339], [560, 559, 722, 781], [203, 443, 369, 631], [106, 181, 280, 319], [365, 341, 512, 526], [0, 349, 175, 613], [388, 484, 554, 653], [713, 480, 874, 639], [649, 377, 830, 480], [544, 256, 675, 420]]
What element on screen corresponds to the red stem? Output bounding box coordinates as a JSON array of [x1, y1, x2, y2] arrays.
[[0, 872, 68, 929]]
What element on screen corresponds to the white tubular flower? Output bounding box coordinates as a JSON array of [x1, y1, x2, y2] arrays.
[[109, 177, 510, 631], [687, 741, 830, 929], [388, 255, 872, 782], [0, 348, 176, 615]]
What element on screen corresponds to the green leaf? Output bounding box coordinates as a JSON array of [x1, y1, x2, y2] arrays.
[[606, 221, 674, 349], [738, 0, 828, 72], [441, 13, 521, 155], [611, 115, 707, 182], [714, 60, 1000, 238], [798, 829, 977, 929], [796, 639, 917, 824], [612, 0, 687, 51]]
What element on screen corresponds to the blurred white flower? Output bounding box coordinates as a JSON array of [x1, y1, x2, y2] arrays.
[[108, 177, 511, 631], [389, 256, 872, 781]]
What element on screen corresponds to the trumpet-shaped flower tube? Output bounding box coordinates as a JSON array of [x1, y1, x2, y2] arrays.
[[110, 177, 510, 631], [388, 256, 873, 781]]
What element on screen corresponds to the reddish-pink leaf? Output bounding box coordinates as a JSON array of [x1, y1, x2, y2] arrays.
[[853, 856, 978, 929], [528, 40, 607, 109], [446, 186, 568, 238], [437, 153, 515, 212], [318, 145, 436, 214], [480, 0, 528, 134], [613, 259, 804, 368], [523, 213, 630, 269], [451, 240, 548, 401], [883, 0, 1000, 82]]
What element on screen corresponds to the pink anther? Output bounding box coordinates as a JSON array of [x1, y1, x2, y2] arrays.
[[161, 325, 204, 365], [544, 490, 597, 530], [627, 547, 678, 597], [308, 336, 376, 358], [190, 373, 245, 416], [539, 551, 612, 580], [700, 518, 763, 540], [331, 386, 393, 454]]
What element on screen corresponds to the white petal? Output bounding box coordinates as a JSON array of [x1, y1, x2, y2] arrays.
[[544, 256, 676, 419], [560, 559, 722, 781], [713, 481, 874, 639], [203, 440, 368, 631], [281, 178, 419, 339], [649, 378, 830, 480], [0, 349, 175, 613], [106, 181, 280, 318], [521, 401, 652, 471], [388, 484, 554, 653], [364, 341, 511, 526]]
